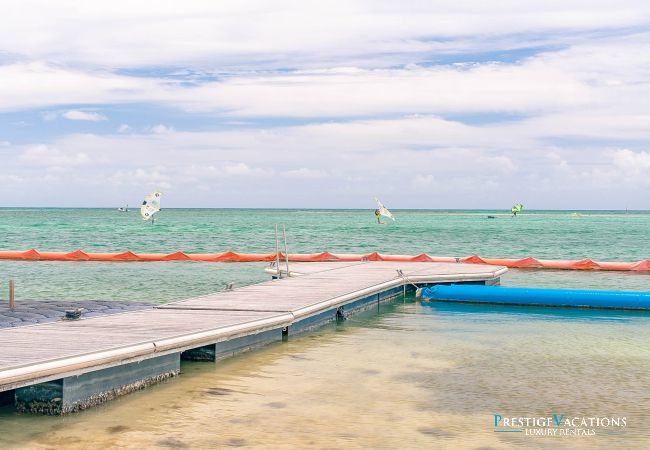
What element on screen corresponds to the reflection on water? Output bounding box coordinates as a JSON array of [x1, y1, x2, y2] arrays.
[[1, 298, 649, 449]]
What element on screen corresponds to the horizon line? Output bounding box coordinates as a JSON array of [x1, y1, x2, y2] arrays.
[[0, 207, 647, 212]]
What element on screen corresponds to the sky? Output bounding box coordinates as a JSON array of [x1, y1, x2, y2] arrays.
[[1, 1, 649, 209]]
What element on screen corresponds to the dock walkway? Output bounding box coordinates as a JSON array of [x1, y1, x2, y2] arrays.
[[0, 261, 505, 414]]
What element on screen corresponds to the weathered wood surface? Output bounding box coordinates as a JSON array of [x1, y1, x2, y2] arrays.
[[164, 262, 504, 312], [0, 262, 504, 390], [0, 310, 289, 368]]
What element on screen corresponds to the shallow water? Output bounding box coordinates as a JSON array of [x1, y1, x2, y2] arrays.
[[0, 208, 649, 301], [1, 299, 649, 449], [0, 209, 648, 448]]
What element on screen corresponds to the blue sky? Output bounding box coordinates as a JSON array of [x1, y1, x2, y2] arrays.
[[1, 1, 649, 208]]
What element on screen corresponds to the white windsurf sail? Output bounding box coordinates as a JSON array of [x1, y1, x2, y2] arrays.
[[374, 197, 395, 221], [140, 192, 162, 221]]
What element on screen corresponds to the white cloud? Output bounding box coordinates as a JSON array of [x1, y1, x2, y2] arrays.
[[107, 167, 172, 190], [611, 149, 650, 175], [173, 62, 592, 116], [0, 1, 647, 68], [150, 124, 174, 134], [43, 109, 107, 121], [0, 39, 644, 145], [61, 110, 107, 121], [478, 155, 516, 173], [283, 168, 328, 179], [19, 144, 92, 167], [412, 174, 434, 188], [0, 60, 581, 115], [3, 118, 648, 207], [2, 174, 25, 183], [0, 62, 161, 112], [223, 163, 274, 177], [1, 2, 649, 207], [0, 32, 648, 134], [546, 151, 569, 170]]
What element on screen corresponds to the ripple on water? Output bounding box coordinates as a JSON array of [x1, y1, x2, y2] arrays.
[[0, 298, 649, 449], [155, 437, 188, 449]]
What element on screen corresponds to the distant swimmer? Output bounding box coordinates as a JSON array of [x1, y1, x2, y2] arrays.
[[374, 209, 384, 224]]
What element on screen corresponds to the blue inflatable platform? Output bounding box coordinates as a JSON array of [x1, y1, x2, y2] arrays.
[[419, 285, 650, 310]]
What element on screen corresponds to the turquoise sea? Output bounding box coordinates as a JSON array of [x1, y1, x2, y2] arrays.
[[0, 208, 649, 301], [1, 208, 649, 449]]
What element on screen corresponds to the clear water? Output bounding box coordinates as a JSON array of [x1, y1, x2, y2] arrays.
[[0, 209, 648, 449], [1, 300, 649, 449], [1, 208, 649, 302]]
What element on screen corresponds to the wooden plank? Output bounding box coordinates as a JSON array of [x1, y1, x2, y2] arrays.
[[0, 261, 504, 389], [0, 309, 288, 368]]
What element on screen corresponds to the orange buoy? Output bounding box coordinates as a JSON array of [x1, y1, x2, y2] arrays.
[[0, 250, 647, 271]]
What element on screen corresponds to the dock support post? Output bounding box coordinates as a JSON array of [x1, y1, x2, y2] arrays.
[[9, 280, 15, 310], [181, 344, 217, 361], [181, 329, 284, 362], [15, 353, 180, 415]]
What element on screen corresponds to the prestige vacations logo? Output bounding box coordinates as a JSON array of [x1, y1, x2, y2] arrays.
[[494, 414, 627, 437]]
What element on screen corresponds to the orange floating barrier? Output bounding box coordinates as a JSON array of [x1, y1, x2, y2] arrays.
[[508, 257, 544, 268], [213, 251, 277, 262], [392, 253, 436, 262], [0, 249, 647, 271], [38, 252, 72, 261], [65, 250, 91, 261], [162, 251, 192, 261], [288, 252, 338, 262], [631, 260, 650, 271], [9, 249, 42, 260], [326, 253, 359, 262], [460, 255, 487, 264]]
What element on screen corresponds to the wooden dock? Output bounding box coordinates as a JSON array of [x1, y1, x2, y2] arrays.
[[0, 261, 505, 414]]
